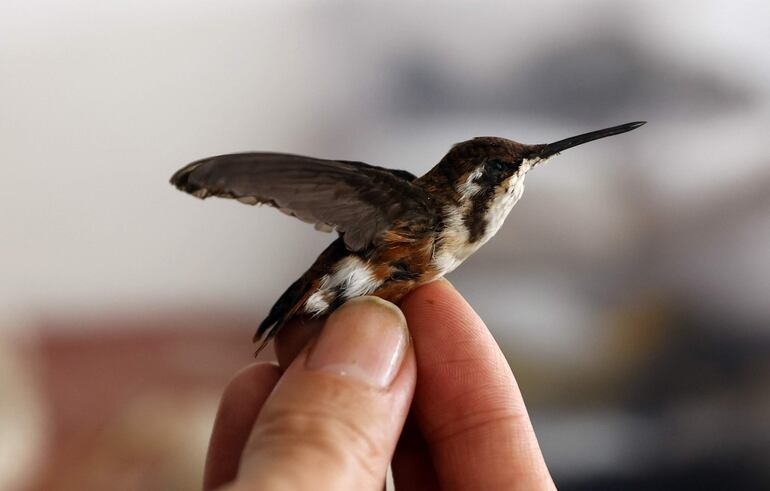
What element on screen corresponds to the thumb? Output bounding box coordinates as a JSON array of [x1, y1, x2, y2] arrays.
[[230, 297, 415, 491]]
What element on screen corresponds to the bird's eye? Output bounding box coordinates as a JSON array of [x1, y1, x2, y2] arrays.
[[487, 159, 506, 174]]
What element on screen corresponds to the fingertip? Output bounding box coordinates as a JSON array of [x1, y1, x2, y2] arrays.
[[400, 278, 489, 351], [229, 361, 282, 389], [305, 296, 409, 388], [274, 316, 325, 370], [235, 297, 416, 490], [401, 277, 456, 306], [401, 278, 469, 319], [398, 281, 553, 490]]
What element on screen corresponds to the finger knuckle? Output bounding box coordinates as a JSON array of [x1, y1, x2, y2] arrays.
[[251, 405, 385, 479], [427, 383, 529, 445]]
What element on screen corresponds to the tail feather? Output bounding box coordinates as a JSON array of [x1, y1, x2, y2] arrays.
[[253, 273, 315, 355], [253, 237, 348, 356]]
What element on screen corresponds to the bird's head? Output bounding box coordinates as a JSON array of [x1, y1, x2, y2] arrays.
[[424, 121, 646, 205]]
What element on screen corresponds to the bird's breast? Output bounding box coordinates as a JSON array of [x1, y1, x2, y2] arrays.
[[484, 172, 526, 239], [432, 172, 527, 276]]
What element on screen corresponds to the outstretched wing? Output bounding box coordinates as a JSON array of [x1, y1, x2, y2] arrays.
[[170, 152, 432, 251]]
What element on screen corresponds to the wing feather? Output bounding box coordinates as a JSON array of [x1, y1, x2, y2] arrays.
[[170, 152, 431, 251]]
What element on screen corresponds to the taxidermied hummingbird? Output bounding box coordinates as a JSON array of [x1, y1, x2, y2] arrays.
[[171, 121, 645, 353]]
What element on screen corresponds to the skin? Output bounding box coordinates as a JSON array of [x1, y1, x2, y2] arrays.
[[204, 279, 556, 491]]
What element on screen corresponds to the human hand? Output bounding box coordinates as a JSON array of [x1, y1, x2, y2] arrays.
[[204, 279, 555, 490]]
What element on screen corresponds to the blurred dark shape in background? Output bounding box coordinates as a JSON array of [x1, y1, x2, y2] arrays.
[[393, 33, 754, 121], [1, 1, 768, 490]]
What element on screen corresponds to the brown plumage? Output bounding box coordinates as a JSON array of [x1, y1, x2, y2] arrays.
[[170, 122, 645, 353]]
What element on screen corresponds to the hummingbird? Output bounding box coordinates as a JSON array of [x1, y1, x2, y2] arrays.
[[171, 121, 645, 354]]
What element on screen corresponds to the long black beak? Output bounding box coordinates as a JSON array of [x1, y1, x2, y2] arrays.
[[539, 121, 646, 158]]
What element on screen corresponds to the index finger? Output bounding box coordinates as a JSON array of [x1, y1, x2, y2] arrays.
[[399, 279, 555, 490]]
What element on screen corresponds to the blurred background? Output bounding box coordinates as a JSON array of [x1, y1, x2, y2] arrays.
[[2, 0, 769, 489]]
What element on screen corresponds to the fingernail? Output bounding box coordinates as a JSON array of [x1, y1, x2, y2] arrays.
[[306, 296, 408, 388]]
